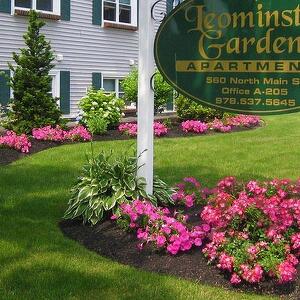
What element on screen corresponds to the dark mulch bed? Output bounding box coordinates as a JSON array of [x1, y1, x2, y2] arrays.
[[0, 124, 261, 166], [60, 211, 299, 299]]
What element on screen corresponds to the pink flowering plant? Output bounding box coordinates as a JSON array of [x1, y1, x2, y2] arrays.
[[181, 115, 261, 135], [113, 199, 210, 255], [32, 125, 91, 142], [118, 122, 168, 137], [0, 130, 31, 153], [172, 177, 204, 208], [181, 120, 208, 134], [201, 177, 300, 285]]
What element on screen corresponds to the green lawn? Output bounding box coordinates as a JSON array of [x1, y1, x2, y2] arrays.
[[1, 113, 299, 300]]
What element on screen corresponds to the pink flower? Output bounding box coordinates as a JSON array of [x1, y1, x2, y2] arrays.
[[0, 131, 31, 153], [119, 122, 168, 137], [230, 273, 242, 285], [278, 261, 297, 283], [181, 120, 208, 134], [156, 235, 167, 247]]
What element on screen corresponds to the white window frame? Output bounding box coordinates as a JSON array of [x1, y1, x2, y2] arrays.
[[102, 0, 138, 27], [102, 75, 136, 108], [12, 0, 61, 16], [102, 77, 124, 99], [49, 70, 60, 106]]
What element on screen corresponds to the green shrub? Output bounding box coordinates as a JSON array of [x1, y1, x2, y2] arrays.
[[63, 149, 174, 225], [175, 95, 226, 122], [5, 10, 62, 134], [79, 89, 125, 128], [121, 68, 173, 113], [86, 116, 108, 135]]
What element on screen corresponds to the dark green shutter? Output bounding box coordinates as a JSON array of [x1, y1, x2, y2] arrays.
[[61, 0, 71, 21], [92, 0, 102, 25], [92, 73, 102, 90], [0, 0, 11, 13], [60, 71, 70, 114], [0, 70, 10, 106]]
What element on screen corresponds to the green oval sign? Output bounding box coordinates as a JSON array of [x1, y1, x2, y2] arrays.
[[154, 0, 300, 115]]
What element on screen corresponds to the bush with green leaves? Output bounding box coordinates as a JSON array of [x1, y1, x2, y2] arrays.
[[79, 89, 124, 129], [63, 149, 174, 225], [86, 116, 108, 135], [121, 68, 173, 112], [0, 104, 7, 126], [4, 10, 62, 134], [175, 95, 226, 122]]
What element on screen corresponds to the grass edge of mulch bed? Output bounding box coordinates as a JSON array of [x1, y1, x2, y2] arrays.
[[0, 123, 264, 166]]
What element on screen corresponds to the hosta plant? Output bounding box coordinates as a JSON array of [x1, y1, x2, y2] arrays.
[[63, 150, 174, 225]]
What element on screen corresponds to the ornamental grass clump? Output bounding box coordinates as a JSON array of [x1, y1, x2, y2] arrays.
[[201, 177, 300, 285]]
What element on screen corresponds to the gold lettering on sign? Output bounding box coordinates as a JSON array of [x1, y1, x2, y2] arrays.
[[184, 4, 300, 59], [176, 60, 300, 73]]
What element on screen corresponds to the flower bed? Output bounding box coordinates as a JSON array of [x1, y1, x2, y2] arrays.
[[201, 177, 300, 285], [32, 125, 92, 142], [119, 122, 168, 137], [182, 115, 261, 134], [109, 176, 300, 286], [0, 131, 31, 153]]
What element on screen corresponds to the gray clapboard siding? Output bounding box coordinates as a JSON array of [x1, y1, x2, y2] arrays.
[[0, 0, 167, 117]]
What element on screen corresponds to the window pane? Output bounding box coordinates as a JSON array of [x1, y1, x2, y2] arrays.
[[120, 0, 130, 4], [119, 4, 131, 23], [103, 79, 116, 92], [37, 0, 53, 12], [15, 0, 32, 8], [104, 1, 116, 22]]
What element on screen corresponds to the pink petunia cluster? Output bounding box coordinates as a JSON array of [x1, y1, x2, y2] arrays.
[[181, 115, 261, 134], [0, 131, 31, 153], [118, 123, 137, 136], [172, 177, 203, 207], [209, 118, 232, 133], [32, 125, 92, 142], [118, 122, 168, 137], [181, 120, 208, 134], [227, 114, 261, 128], [113, 199, 210, 255], [201, 177, 300, 285]]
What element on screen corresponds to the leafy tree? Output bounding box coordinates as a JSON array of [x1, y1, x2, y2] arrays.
[[121, 67, 173, 113], [5, 10, 62, 133]]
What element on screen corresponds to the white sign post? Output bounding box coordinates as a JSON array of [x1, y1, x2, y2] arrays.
[[137, 0, 155, 195]]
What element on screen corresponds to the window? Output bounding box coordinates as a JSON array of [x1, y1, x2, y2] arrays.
[[49, 71, 60, 105], [103, 0, 137, 26], [103, 78, 124, 99], [14, 0, 60, 15]]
